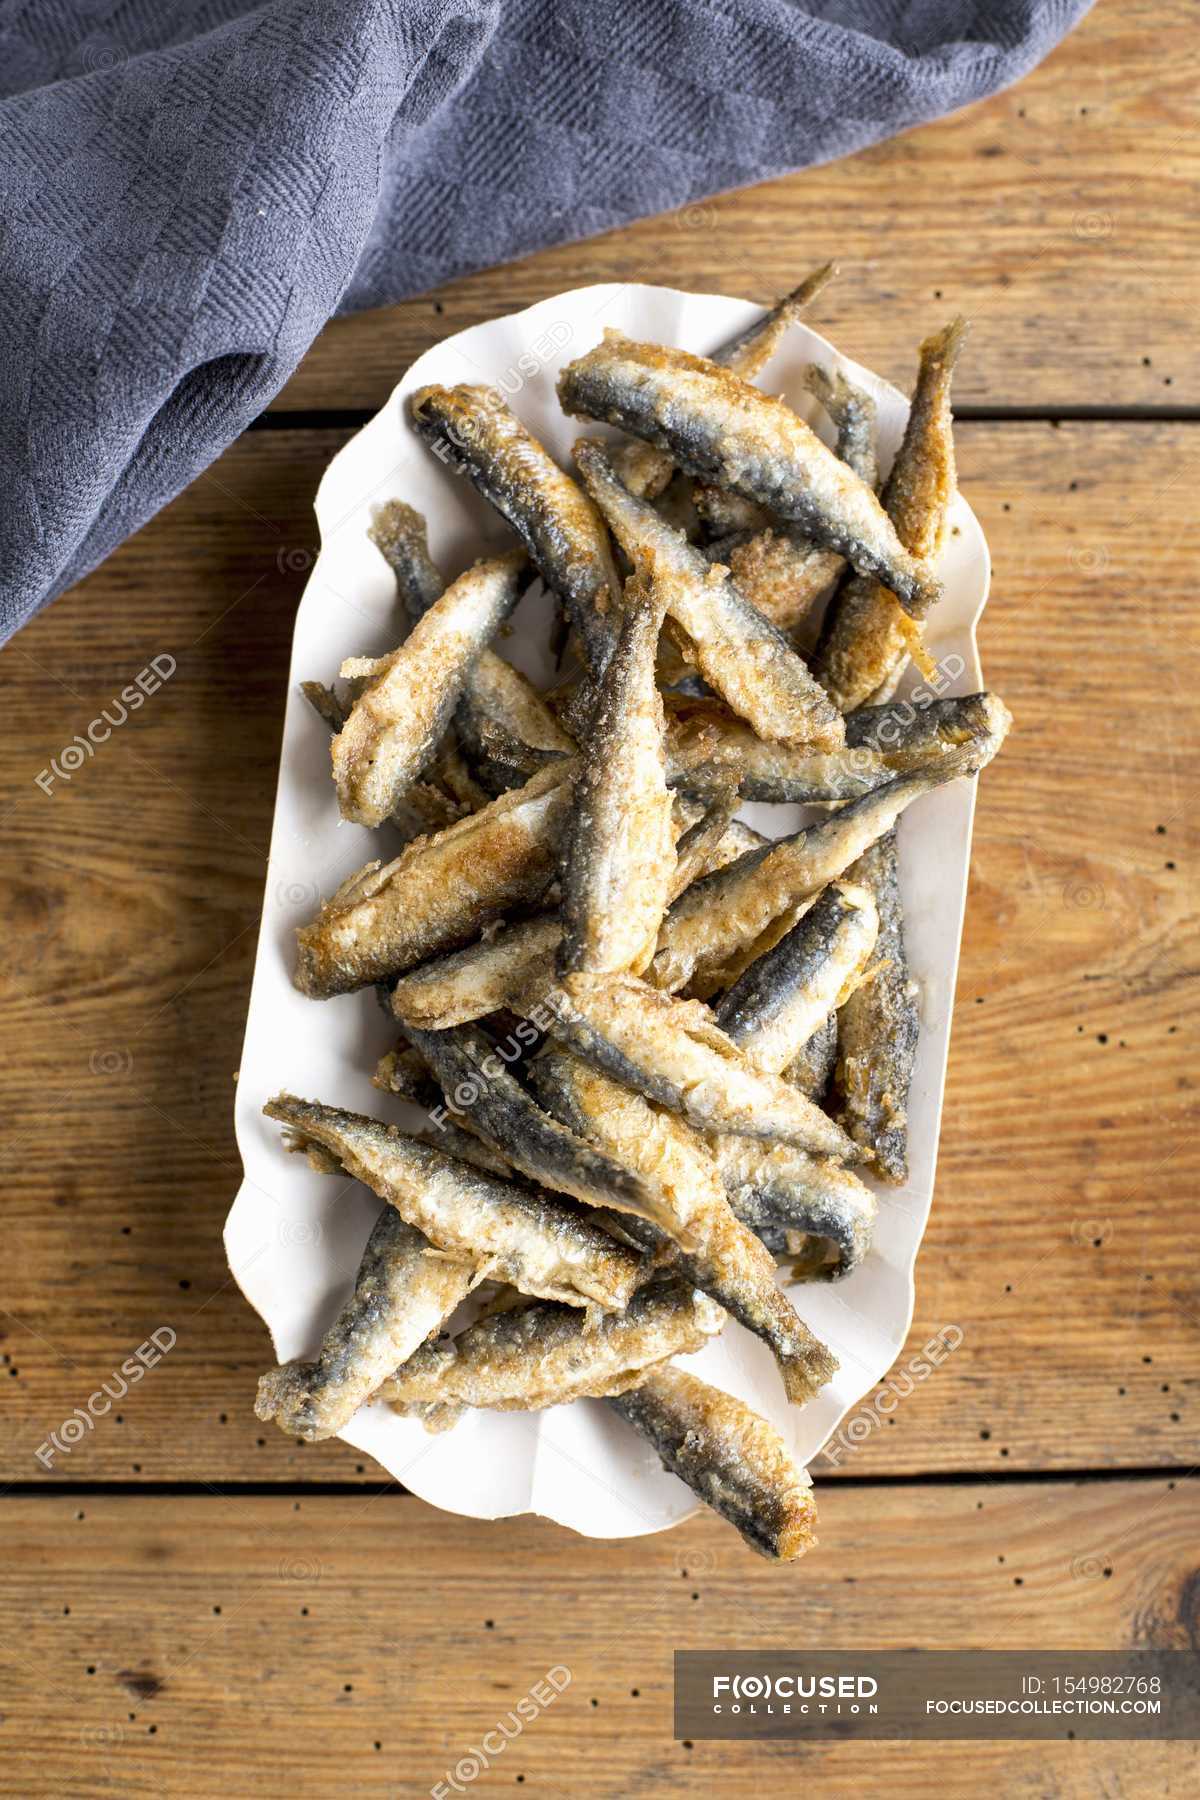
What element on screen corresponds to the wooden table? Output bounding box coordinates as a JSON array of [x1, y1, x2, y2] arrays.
[[2, 1, 1197, 1791]]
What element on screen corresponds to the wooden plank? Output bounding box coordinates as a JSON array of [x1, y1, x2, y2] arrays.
[[270, 0, 1199, 415], [0, 1482, 1194, 1797], [1, 419, 1196, 1483]]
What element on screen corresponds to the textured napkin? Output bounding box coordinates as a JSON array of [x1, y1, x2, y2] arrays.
[[0, 0, 1091, 639]]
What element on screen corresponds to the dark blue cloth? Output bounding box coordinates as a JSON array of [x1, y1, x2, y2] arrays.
[[0, 0, 1091, 638]]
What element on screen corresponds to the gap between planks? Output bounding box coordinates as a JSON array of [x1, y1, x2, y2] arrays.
[[4, 1465, 1193, 1502], [242, 403, 1200, 433]]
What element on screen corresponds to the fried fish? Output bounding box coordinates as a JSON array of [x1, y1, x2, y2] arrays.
[[608, 1367, 819, 1560], [814, 318, 969, 710], [331, 551, 526, 826], [254, 1206, 474, 1441], [707, 365, 879, 644], [710, 1137, 877, 1280], [372, 498, 575, 787], [713, 881, 879, 1076], [401, 1024, 677, 1229], [391, 915, 563, 1029], [665, 690, 1008, 807], [649, 745, 1005, 998], [368, 497, 446, 625], [559, 333, 939, 612], [302, 675, 471, 840], [377, 1276, 726, 1428], [294, 761, 577, 997], [553, 971, 862, 1159], [264, 1093, 642, 1311], [410, 385, 621, 674], [832, 829, 921, 1183], [530, 1052, 837, 1402], [558, 575, 675, 976], [609, 262, 838, 501], [575, 438, 845, 750]]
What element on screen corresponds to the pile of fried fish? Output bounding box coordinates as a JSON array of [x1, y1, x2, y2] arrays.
[[258, 265, 1011, 1561]]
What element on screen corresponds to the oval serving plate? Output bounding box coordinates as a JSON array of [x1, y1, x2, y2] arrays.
[[226, 283, 990, 1540]]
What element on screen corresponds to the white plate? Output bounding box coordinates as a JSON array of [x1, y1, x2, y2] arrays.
[[226, 284, 989, 1539]]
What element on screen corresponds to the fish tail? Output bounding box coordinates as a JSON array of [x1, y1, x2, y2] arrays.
[[920, 314, 970, 374], [803, 362, 845, 415], [264, 1091, 314, 1130], [783, 261, 838, 315], [780, 1334, 839, 1405]]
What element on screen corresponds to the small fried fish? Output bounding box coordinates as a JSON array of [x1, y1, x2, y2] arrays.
[[610, 263, 838, 501], [558, 575, 675, 976], [391, 915, 563, 1029], [331, 551, 526, 827], [558, 333, 939, 613], [264, 1094, 642, 1311], [665, 689, 1006, 806], [716, 264, 838, 379], [377, 1277, 726, 1428], [845, 691, 1010, 761], [807, 364, 879, 489], [294, 761, 577, 997], [815, 318, 969, 710], [713, 881, 879, 1076], [370, 499, 576, 795], [372, 1043, 442, 1108], [608, 1368, 819, 1560], [368, 498, 446, 625], [668, 787, 746, 895], [303, 676, 471, 841], [366, 499, 497, 818], [832, 829, 921, 1183], [254, 1206, 474, 1441], [782, 1012, 839, 1103], [710, 1137, 877, 1280], [409, 385, 622, 674], [530, 1049, 732, 1244], [649, 747, 1005, 999], [454, 651, 575, 793], [575, 439, 844, 750], [554, 971, 862, 1159], [711, 365, 878, 646], [402, 1024, 677, 1230], [531, 1052, 837, 1402]]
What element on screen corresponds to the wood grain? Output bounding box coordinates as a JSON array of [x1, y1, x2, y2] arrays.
[[0, 417, 1195, 1484], [1, 1481, 1195, 1797], [269, 0, 1199, 416], [5, 10, 1197, 1791]]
